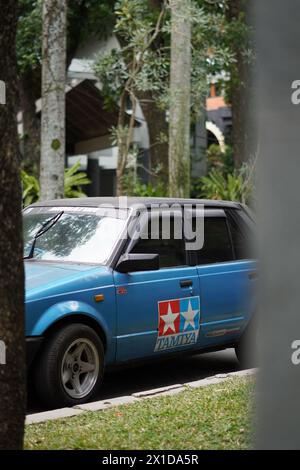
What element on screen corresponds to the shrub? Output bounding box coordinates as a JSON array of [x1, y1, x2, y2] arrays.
[[21, 163, 91, 207], [206, 144, 234, 174], [193, 161, 255, 205]]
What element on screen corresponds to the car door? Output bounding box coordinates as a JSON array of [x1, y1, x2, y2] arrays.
[[113, 209, 201, 362], [193, 208, 256, 348]]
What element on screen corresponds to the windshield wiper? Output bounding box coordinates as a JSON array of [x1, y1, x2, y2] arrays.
[[24, 211, 64, 260]]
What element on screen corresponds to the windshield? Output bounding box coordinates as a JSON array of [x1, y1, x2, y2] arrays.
[[23, 206, 128, 264]]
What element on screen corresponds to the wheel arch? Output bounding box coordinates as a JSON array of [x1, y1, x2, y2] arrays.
[[42, 314, 107, 352]]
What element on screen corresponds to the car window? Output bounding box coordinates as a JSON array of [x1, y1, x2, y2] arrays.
[[130, 214, 187, 268], [196, 216, 234, 265], [227, 215, 251, 260]]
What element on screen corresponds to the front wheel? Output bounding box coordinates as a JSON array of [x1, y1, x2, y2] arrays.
[[34, 323, 104, 407]]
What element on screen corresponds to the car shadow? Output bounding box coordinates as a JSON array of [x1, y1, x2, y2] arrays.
[[27, 348, 240, 414]]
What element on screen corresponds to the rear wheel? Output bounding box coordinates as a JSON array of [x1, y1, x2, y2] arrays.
[[34, 323, 104, 407]]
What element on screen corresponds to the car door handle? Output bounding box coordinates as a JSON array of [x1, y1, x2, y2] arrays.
[[248, 272, 258, 280], [180, 279, 193, 288]]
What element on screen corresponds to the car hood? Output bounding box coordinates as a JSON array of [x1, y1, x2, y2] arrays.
[[25, 261, 111, 301]]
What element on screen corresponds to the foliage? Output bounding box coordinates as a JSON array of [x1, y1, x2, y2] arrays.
[[94, 0, 170, 194], [206, 143, 234, 174], [189, 1, 235, 119], [17, 0, 116, 73], [120, 145, 168, 197], [21, 163, 91, 207], [194, 0, 252, 105], [17, 0, 249, 103], [25, 377, 254, 450], [68, 0, 116, 45], [64, 162, 91, 198], [93, 0, 251, 194], [222, 0, 253, 102], [124, 177, 167, 197], [21, 169, 40, 207], [94, 0, 239, 118], [193, 160, 255, 204], [17, 0, 42, 73], [17, 0, 252, 196], [199, 169, 246, 202]]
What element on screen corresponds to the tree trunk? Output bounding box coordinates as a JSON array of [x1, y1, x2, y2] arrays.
[[116, 134, 127, 197], [226, 0, 252, 168], [0, 0, 26, 450], [142, 0, 169, 186], [138, 92, 169, 186], [168, 0, 191, 198], [19, 71, 41, 176], [40, 0, 67, 201], [116, 90, 128, 197]]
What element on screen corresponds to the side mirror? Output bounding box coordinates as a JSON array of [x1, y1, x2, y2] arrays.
[[116, 253, 159, 273]]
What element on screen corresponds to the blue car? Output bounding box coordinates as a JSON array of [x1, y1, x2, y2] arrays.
[[24, 197, 256, 407]]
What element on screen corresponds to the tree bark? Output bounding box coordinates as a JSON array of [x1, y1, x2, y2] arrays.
[[168, 0, 191, 197], [19, 70, 41, 175], [0, 0, 26, 450], [40, 0, 67, 201], [226, 0, 252, 168], [116, 90, 128, 196], [138, 91, 169, 186], [143, 0, 169, 185]]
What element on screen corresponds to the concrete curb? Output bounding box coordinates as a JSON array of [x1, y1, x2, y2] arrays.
[[26, 368, 257, 425], [26, 407, 85, 424]]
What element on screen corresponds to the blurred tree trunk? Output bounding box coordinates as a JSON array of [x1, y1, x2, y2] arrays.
[[138, 91, 169, 185], [226, 0, 252, 168], [19, 70, 41, 176], [138, 0, 169, 186], [255, 0, 300, 449], [168, 0, 191, 197], [40, 0, 67, 201], [0, 0, 26, 450]]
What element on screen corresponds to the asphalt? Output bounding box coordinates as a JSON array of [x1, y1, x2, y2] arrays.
[[27, 348, 240, 414]]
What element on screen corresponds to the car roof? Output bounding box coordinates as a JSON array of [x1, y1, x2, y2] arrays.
[[30, 197, 242, 211]]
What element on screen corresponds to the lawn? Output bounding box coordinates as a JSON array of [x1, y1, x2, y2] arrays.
[[25, 377, 255, 450]]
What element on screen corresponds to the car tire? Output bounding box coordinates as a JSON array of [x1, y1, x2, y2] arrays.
[[34, 323, 104, 408], [235, 316, 259, 369]]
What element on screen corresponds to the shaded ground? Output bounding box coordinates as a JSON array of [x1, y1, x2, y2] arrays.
[[28, 348, 240, 414]]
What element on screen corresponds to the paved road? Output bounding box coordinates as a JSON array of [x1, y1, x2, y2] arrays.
[[28, 348, 240, 414]]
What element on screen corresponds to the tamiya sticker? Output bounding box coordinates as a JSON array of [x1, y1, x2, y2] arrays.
[[154, 296, 200, 352]]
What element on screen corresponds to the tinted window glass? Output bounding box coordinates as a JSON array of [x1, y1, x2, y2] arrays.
[[227, 216, 249, 260], [131, 216, 186, 268], [196, 217, 233, 265]]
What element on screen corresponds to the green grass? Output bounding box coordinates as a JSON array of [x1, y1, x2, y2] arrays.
[[25, 377, 255, 450]]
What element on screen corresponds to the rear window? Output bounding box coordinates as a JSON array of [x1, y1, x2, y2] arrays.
[[227, 210, 253, 260], [196, 217, 233, 265]]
